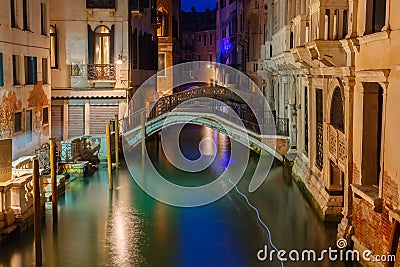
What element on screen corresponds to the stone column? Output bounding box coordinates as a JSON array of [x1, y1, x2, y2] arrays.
[[347, 0, 360, 38], [288, 0, 293, 23], [381, 0, 391, 31], [319, 8, 326, 39], [295, 0, 301, 17], [307, 74, 315, 169], [337, 77, 355, 242], [338, 9, 344, 39], [330, 10, 335, 39], [301, 0, 306, 15], [289, 75, 298, 149]]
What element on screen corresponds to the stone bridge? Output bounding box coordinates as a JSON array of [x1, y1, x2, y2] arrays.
[[122, 86, 291, 161]]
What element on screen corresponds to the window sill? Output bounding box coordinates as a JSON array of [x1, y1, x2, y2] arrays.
[[389, 209, 400, 223], [13, 130, 24, 137], [351, 184, 383, 212], [358, 30, 390, 45]]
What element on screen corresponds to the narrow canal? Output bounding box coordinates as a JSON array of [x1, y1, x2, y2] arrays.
[[0, 125, 351, 267]]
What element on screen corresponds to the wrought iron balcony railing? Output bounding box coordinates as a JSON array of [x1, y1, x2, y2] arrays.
[[86, 0, 115, 9], [87, 64, 116, 81]]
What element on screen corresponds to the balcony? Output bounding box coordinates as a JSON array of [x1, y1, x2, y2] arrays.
[[328, 125, 346, 171], [86, 0, 115, 9], [87, 64, 116, 81], [271, 25, 291, 57]]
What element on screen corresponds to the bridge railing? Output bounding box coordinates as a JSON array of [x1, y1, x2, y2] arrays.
[[125, 87, 290, 137]]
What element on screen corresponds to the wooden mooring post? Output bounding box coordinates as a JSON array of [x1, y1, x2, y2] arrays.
[[33, 157, 42, 267], [114, 115, 119, 167], [50, 139, 58, 223], [106, 123, 113, 190]]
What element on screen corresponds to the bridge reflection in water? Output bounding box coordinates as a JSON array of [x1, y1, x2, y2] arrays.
[[0, 124, 347, 267]]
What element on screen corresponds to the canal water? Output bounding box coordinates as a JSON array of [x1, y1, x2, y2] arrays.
[[0, 125, 352, 267]]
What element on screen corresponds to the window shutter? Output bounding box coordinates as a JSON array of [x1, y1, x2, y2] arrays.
[[164, 15, 169, 36], [110, 25, 115, 64], [32, 57, 37, 84], [132, 28, 138, 69], [88, 25, 94, 64], [0, 53, 3, 86]]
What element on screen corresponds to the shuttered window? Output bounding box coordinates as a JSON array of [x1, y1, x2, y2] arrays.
[[0, 53, 3, 87], [90, 105, 118, 135], [68, 105, 85, 138], [51, 105, 63, 140], [25, 56, 38, 85], [14, 112, 22, 132], [88, 25, 94, 64]]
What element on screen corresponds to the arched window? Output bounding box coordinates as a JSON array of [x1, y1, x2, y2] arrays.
[[330, 87, 344, 132], [156, 6, 168, 37], [50, 25, 58, 68], [94, 26, 110, 64]]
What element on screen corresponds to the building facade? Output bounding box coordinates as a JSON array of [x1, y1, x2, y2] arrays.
[[216, 0, 243, 85], [0, 0, 51, 160], [241, 0, 267, 91], [156, 0, 180, 95], [50, 0, 157, 140], [348, 0, 400, 264], [257, 0, 400, 263], [180, 8, 216, 83]]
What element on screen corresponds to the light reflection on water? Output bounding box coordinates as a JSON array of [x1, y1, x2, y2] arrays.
[[103, 198, 147, 267], [0, 124, 352, 267]]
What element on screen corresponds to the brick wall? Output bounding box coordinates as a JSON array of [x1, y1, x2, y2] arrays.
[[383, 171, 399, 209], [353, 198, 395, 260]]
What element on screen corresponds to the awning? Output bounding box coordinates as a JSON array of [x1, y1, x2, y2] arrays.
[[51, 89, 127, 99]]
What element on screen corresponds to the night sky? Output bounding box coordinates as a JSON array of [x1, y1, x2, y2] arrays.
[[181, 0, 216, 11]]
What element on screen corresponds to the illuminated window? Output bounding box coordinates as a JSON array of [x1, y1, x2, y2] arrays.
[[94, 26, 110, 64], [156, 6, 168, 37]]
